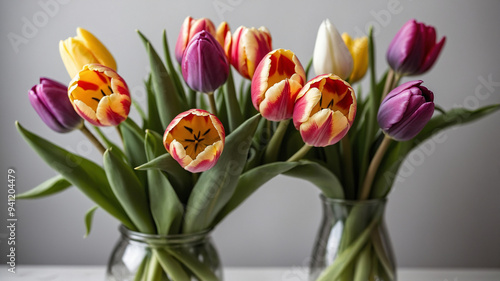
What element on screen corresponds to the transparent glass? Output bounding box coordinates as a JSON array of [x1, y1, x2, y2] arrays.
[[106, 226, 222, 281], [309, 196, 396, 281]]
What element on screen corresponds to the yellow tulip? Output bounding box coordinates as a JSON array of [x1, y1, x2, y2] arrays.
[[59, 27, 116, 78], [342, 33, 368, 83]]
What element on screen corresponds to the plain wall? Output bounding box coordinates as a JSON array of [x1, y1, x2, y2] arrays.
[[1, 0, 499, 269]]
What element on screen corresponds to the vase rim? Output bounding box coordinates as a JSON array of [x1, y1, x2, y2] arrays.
[[119, 225, 212, 245], [319, 194, 387, 205]]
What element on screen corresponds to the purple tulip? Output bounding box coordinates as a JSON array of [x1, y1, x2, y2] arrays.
[[377, 80, 434, 141], [181, 30, 229, 93], [386, 19, 446, 76], [28, 77, 83, 133]]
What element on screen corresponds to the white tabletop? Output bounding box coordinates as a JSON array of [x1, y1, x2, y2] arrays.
[[1, 266, 499, 281]]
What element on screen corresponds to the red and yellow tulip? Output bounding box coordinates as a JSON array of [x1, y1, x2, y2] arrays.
[[163, 109, 225, 173], [68, 64, 131, 127], [230, 26, 272, 80], [216, 21, 231, 59], [251, 49, 306, 121], [293, 74, 356, 147], [59, 27, 116, 79]]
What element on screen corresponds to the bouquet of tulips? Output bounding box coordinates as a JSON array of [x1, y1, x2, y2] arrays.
[[16, 13, 499, 281]]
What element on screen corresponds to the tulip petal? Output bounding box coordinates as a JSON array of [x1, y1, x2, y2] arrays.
[[77, 27, 117, 71], [388, 102, 434, 141], [299, 110, 349, 147], [73, 100, 100, 126], [418, 36, 446, 74], [29, 88, 67, 133], [95, 94, 131, 126]]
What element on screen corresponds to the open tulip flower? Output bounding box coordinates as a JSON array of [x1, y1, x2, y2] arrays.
[[313, 19, 353, 80], [386, 19, 446, 76], [342, 33, 368, 83], [378, 80, 434, 141], [251, 49, 306, 121], [59, 27, 117, 79], [182, 31, 229, 93], [68, 64, 131, 127], [230, 26, 273, 80], [293, 74, 356, 147], [29, 77, 83, 133], [175, 16, 216, 64], [163, 109, 225, 173]]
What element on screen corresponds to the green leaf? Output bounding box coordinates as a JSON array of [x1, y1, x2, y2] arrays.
[[183, 114, 261, 233], [353, 243, 372, 281], [17, 175, 71, 199], [137, 30, 186, 128], [132, 100, 147, 126], [153, 250, 190, 281], [145, 131, 183, 235], [93, 126, 127, 161], [84, 206, 98, 238], [166, 247, 219, 281], [162, 29, 187, 105], [103, 148, 156, 234], [214, 161, 300, 225], [215, 88, 229, 131], [284, 160, 345, 199], [145, 75, 163, 134], [120, 118, 148, 187], [224, 69, 244, 133], [16, 121, 135, 230]]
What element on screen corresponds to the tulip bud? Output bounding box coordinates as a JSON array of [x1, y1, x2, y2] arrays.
[[230, 26, 273, 80], [59, 27, 117, 79], [386, 19, 446, 76], [181, 31, 230, 93], [216, 21, 232, 59], [28, 77, 83, 133], [251, 49, 306, 121], [313, 19, 353, 80], [175, 16, 216, 64], [163, 109, 225, 173], [341, 33, 368, 83], [293, 74, 356, 147], [68, 64, 131, 127], [377, 80, 434, 141]]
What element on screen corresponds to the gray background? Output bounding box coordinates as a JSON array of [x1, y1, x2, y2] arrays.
[[1, 0, 499, 269]]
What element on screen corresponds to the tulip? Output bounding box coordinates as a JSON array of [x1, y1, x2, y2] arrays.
[[175, 16, 216, 64], [28, 77, 83, 133], [251, 49, 306, 121], [293, 74, 356, 147], [181, 31, 229, 93], [68, 64, 131, 127], [59, 27, 117, 79], [386, 19, 446, 76], [163, 109, 225, 173], [377, 80, 434, 141], [341, 33, 368, 83], [230, 26, 273, 80], [313, 19, 353, 80], [216, 21, 231, 58]]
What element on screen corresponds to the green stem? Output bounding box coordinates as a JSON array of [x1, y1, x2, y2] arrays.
[[341, 136, 356, 199], [360, 136, 392, 200], [380, 69, 395, 103], [264, 119, 290, 163], [305, 57, 313, 80], [435, 104, 447, 115], [79, 125, 106, 155], [287, 143, 312, 162], [207, 91, 217, 116], [371, 231, 395, 280]]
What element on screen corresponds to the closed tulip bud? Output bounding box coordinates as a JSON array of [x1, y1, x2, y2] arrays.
[[216, 21, 232, 59], [313, 19, 353, 80], [342, 33, 368, 83], [378, 80, 434, 141], [28, 77, 83, 133], [68, 64, 131, 127], [293, 74, 356, 147], [386, 19, 446, 76], [59, 27, 116, 79], [230, 26, 273, 80], [175, 16, 216, 64], [181, 31, 229, 93], [251, 49, 306, 121], [163, 109, 225, 173]]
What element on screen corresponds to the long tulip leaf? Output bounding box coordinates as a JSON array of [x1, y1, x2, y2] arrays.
[[224, 69, 244, 133], [214, 161, 300, 225], [284, 160, 345, 199], [17, 175, 71, 199], [93, 126, 127, 161], [16, 121, 135, 230], [166, 248, 219, 281], [144, 75, 163, 134], [120, 118, 148, 187], [153, 250, 191, 281], [183, 114, 261, 233], [84, 205, 99, 238], [103, 148, 156, 234], [162, 29, 187, 104]]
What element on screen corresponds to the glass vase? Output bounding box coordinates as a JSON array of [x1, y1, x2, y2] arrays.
[[106, 225, 223, 281], [309, 196, 396, 281]]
